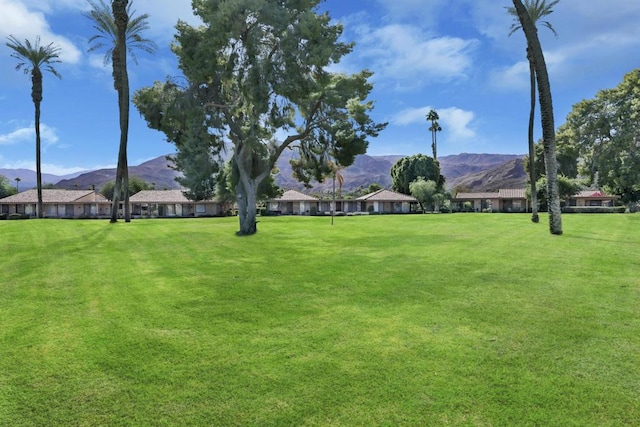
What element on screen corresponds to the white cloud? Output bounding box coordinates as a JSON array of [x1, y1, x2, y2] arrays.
[[0, 158, 113, 176], [346, 22, 478, 89], [0, 123, 60, 146], [41, 163, 94, 176], [392, 106, 476, 140], [490, 49, 567, 92], [0, 0, 82, 64]]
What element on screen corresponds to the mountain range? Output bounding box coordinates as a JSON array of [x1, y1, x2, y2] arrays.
[[1, 152, 526, 194]]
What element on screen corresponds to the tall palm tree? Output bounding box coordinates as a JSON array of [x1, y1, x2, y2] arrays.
[[14, 177, 21, 193], [426, 109, 442, 161], [507, 0, 559, 224], [84, 0, 156, 222], [6, 36, 61, 218], [511, 0, 562, 235]]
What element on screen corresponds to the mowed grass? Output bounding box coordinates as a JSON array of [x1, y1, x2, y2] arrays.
[[1, 213, 639, 426]]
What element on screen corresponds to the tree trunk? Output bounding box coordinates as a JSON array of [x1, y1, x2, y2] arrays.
[[110, 0, 131, 223], [527, 51, 539, 223], [236, 177, 258, 235], [512, 0, 562, 235], [32, 69, 43, 218]]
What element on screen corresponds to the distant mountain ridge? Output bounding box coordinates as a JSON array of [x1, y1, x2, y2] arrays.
[[2, 152, 526, 194]]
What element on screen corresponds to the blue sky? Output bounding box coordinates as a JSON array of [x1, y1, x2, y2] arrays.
[[1, 0, 639, 176]]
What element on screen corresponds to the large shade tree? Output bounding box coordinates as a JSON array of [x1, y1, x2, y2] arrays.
[[135, 0, 385, 235], [511, 0, 562, 235], [6, 36, 61, 218], [84, 0, 157, 222], [563, 69, 640, 204], [390, 154, 444, 196], [507, 0, 559, 224]]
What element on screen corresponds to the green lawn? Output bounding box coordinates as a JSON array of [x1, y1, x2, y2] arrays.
[[1, 214, 639, 426]]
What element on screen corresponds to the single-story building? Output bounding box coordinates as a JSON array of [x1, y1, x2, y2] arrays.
[[356, 189, 418, 214], [0, 189, 112, 218], [452, 189, 528, 212], [266, 189, 319, 215], [129, 190, 225, 217], [568, 190, 619, 207]]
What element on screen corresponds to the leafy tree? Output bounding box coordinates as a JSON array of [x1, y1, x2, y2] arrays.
[[100, 176, 151, 200], [526, 129, 579, 183], [0, 175, 18, 198], [215, 160, 281, 205], [409, 177, 438, 212], [85, 0, 156, 222], [135, 0, 385, 235], [391, 154, 444, 195], [135, 82, 223, 202], [507, 0, 559, 224], [367, 183, 382, 193], [510, 0, 563, 235], [562, 69, 640, 204], [535, 175, 582, 207], [426, 109, 442, 160], [6, 36, 61, 218]]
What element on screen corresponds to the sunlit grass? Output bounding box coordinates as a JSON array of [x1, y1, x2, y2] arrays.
[[1, 214, 639, 425]]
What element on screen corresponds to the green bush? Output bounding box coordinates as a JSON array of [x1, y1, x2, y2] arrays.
[[563, 206, 626, 214], [8, 213, 29, 220], [0, 213, 7, 220]]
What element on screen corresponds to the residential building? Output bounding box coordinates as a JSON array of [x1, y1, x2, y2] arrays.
[[0, 189, 111, 217]]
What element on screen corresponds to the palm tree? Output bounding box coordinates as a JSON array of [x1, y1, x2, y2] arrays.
[[14, 177, 21, 193], [6, 36, 61, 218], [84, 0, 156, 222], [84, 0, 157, 66], [507, 0, 559, 224], [426, 109, 442, 161], [511, 0, 562, 235]]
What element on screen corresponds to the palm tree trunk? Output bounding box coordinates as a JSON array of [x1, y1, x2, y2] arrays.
[[527, 52, 539, 223], [512, 0, 562, 235], [32, 68, 44, 218], [110, 0, 130, 223]]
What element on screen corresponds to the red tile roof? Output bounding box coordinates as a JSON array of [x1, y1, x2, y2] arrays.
[[130, 190, 191, 203], [0, 189, 108, 203], [270, 189, 319, 201], [356, 189, 417, 202]]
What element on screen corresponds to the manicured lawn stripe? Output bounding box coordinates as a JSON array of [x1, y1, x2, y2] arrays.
[[1, 214, 639, 425]]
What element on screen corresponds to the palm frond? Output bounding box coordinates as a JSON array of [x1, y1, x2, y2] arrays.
[[83, 0, 157, 66], [506, 0, 560, 37], [5, 35, 62, 78]]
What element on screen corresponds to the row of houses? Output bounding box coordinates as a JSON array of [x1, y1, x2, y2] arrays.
[[0, 188, 620, 218]]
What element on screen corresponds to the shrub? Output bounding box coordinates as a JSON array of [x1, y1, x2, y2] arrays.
[[0, 213, 7, 220], [562, 206, 626, 214], [8, 213, 29, 220]]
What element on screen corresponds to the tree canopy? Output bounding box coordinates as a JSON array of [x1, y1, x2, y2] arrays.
[[135, 0, 385, 235], [100, 176, 151, 200], [562, 69, 640, 204], [0, 175, 17, 199], [390, 154, 444, 195], [409, 177, 438, 212]]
